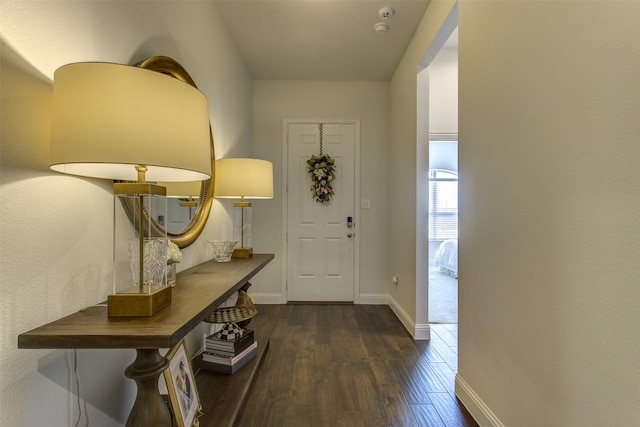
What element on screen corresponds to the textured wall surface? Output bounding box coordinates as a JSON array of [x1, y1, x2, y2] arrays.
[[457, 1, 640, 425], [0, 1, 252, 424]]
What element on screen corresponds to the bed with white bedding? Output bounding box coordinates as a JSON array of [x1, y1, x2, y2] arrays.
[[434, 239, 458, 278]]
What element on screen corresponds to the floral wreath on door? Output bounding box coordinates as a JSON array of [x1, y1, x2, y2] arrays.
[[306, 124, 336, 204]]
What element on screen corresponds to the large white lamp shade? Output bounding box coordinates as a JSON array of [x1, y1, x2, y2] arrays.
[[49, 62, 211, 182]]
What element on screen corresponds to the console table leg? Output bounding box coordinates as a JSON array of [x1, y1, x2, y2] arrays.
[[125, 349, 171, 427]]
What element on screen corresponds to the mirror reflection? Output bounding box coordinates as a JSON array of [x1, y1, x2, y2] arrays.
[[117, 56, 215, 248], [151, 181, 202, 233]]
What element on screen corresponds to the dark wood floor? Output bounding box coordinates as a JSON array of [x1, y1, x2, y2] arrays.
[[234, 304, 477, 427]]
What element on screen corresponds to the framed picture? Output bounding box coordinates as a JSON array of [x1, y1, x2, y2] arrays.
[[164, 339, 203, 427]]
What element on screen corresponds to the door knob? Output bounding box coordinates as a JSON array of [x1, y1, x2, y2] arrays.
[[347, 233, 353, 238]]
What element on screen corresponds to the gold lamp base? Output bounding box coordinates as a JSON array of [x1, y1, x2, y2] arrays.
[[232, 247, 253, 258], [107, 286, 172, 317]]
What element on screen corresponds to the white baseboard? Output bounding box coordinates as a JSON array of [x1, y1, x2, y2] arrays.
[[250, 292, 429, 340], [387, 295, 430, 340], [357, 293, 389, 305], [455, 374, 504, 427], [253, 292, 390, 305], [251, 293, 287, 304], [413, 323, 431, 340]]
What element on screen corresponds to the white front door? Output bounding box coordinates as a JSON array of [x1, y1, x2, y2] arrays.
[[286, 121, 357, 301]]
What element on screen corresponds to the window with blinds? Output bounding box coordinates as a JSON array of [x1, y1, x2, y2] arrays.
[[428, 169, 458, 240]]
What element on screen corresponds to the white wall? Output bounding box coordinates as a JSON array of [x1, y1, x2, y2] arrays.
[[251, 81, 391, 302], [429, 43, 458, 135], [0, 1, 252, 425], [428, 37, 458, 172], [393, 0, 639, 423], [390, 0, 458, 331], [456, 1, 640, 425]]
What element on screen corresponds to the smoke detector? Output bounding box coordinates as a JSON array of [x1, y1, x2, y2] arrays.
[[373, 22, 390, 35], [378, 6, 395, 20]]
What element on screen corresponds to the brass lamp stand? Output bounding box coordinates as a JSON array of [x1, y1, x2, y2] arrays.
[[109, 165, 171, 317], [232, 197, 252, 258]]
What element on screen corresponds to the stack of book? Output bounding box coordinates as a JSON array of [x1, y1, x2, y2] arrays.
[[195, 328, 257, 374]]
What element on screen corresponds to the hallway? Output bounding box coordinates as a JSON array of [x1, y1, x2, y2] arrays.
[[232, 304, 476, 427], [429, 268, 458, 324]]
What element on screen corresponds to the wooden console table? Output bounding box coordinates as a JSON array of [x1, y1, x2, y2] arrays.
[[18, 253, 274, 427]]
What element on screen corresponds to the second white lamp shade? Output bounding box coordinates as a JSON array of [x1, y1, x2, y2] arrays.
[[214, 158, 274, 200]]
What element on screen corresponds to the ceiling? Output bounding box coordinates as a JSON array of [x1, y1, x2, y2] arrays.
[[213, 0, 433, 81]]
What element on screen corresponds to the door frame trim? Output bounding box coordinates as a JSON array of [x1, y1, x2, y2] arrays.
[[281, 119, 361, 303]]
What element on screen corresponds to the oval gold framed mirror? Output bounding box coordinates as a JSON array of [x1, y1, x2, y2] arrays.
[[118, 56, 215, 248]]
